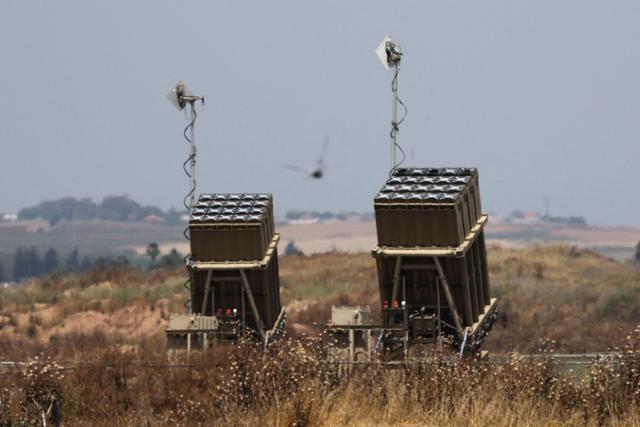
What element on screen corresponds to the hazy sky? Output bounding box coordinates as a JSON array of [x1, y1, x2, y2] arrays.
[[1, 2, 639, 226]]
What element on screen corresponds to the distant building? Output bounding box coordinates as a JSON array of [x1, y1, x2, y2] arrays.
[[512, 211, 541, 224], [143, 214, 165, 223], [290, 213, 319, 225], [0, 213, 18, 222], [344, 213, 363, 222], [281, 210, 374, 225]]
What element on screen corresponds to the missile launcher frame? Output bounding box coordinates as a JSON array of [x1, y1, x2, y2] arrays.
[[327, 168, 498, 362], [166, 193, 285, 352]]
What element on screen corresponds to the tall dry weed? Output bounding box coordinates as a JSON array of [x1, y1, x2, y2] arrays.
[[2, 332, 640, 426]]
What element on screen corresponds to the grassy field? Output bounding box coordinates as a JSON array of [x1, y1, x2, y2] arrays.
[[2, 245, 640, 355], [1, 245, 640, 425]]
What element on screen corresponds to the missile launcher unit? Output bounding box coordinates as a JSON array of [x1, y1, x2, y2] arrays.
[[166, 193, 285, 352], [327, 167, 497, 361]]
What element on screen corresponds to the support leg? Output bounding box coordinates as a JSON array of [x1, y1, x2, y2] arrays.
[[433, 257, 464, 336], [201, 270, 213, 316], [239, 269, 266, 342], [391, 256, 403, 303]]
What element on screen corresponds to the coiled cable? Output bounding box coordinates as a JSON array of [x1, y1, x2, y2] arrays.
[[181, 103, 199, 311], [390, 66, 408, 176]]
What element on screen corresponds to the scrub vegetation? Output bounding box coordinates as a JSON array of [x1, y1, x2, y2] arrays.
[[1, 245, 640, 425]]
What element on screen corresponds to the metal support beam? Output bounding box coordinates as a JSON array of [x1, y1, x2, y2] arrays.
[[479, 233, 491, 306], [372, 215, 488, 258], [375, 257, 386, 313], [239, 269, 266, 342], [472, 244, 486, 311], [201, 270, 213, 316], [241, 287, 246, 334], [401, 264, 437, 271], [461, 260, 476, 325], [391, 256, 403, 303], [269, 307, 286, 336], [210, 276, 242, 283], [349, 329, 355, 363], [433, 257, 464, 335], [436, 279, 442, 337]]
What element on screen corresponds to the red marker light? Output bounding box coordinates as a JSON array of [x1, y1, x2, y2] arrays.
[[226, 308, 232, 316], [392, 300, 399, 309]]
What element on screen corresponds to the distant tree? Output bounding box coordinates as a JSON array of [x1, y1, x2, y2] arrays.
[[112, 255, 131, 267], [509, 210, 525, 220], [98, 196, 142, 221], [25, 247, 43, 278], [166, 207, 187, 225], [13, 247, 42, 281], [635, 241, 640, 264], [318, 211, 335, 221], [80, 256, 92, 272], [42, 248, 60, 273], [65, 248, 80, 272], [93, 254, 132, 269], [12, 248, 25, 281], [146, 242, 160, 267], [284, 241, 304, 256], [92, 257, 108, 269], [19, 197, 97, 224], [566, 216, 587, 227], [17, 195, 178, 224], [156, 249, 184, 269], [138, 204, 164, 219], [285, 210, 304, 220]]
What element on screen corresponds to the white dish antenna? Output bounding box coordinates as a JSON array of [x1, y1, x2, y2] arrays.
[[375, 34, 403, 71], [166, 80, 204, 211], [375, 35, 406, 172], [166, 80, 202, 112], [166, 80, 204, 316]]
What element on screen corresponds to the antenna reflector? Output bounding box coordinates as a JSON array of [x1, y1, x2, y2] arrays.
[[166, 80, 194, 111], [375, 34, 402, 70]]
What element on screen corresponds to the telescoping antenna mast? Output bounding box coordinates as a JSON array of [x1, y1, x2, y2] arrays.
[[375, 35, 405, 172], [166, 81, 204, 314], [166, 81, 205, 214]]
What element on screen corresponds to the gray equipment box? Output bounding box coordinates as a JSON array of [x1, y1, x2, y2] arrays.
[[166, 314, 219, 332], [328, 306, 372, 326]]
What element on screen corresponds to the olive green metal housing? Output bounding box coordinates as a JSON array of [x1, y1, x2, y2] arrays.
[[372, 167, 497, 356], [374, 168, 482, 247], [166, 193, 284, 349]]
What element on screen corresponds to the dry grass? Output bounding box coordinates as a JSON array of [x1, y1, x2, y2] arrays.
[[2, 245, 640, 355], [1, 245, 640, 424], [3, 333, 640, 426], [486, 244, 640, 352]]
